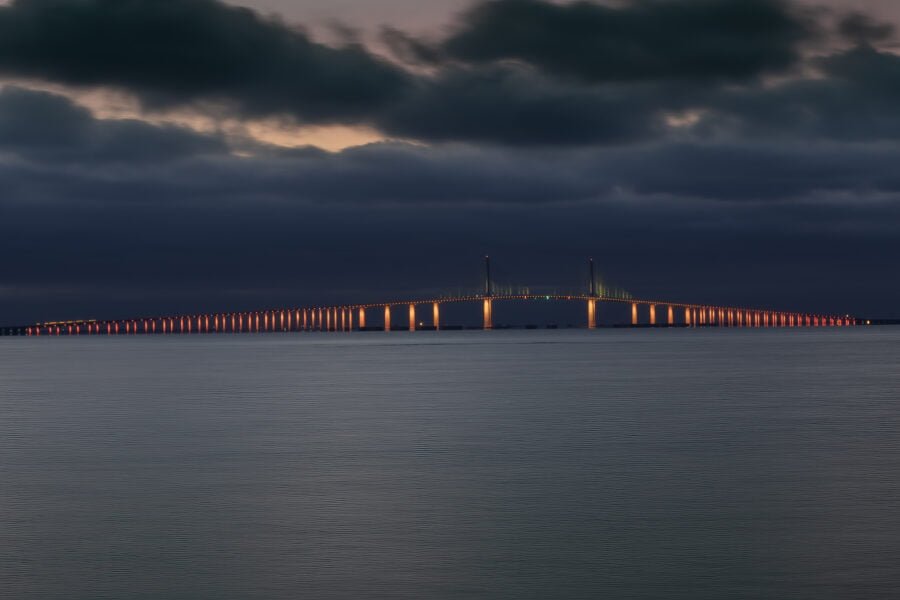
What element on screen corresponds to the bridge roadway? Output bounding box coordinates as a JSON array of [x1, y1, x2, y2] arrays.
[[10, 293, 859, 336]]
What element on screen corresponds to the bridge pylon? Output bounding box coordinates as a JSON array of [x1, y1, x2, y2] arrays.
[[587, 258, 597, 329], [483, 255, 493, 330]]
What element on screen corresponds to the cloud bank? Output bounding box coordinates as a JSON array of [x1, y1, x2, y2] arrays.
[[0, 0, 899, 321]]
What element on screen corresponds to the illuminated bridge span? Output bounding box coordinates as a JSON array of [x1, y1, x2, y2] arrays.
[[9, 258, 859, 336]]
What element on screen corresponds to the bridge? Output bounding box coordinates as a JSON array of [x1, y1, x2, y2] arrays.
[[3, 258, 859, 336]]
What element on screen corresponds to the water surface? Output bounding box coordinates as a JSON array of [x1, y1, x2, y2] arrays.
[[1, 329, 899, 599]]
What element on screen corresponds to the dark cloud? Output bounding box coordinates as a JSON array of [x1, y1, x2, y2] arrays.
[[0, 0, 893, 149], [0, 2, 898, 322], [4, 88, 900, 208], [818, 45, 900, 99], [381, 27, 444, 66], [0, 0, 898, 150], [690, 47, 900, 143], [2, 155, 897, 323], [0, 0, 819, 148], [0, 90, 898, 326], [0, 86, 227, 162], [837, 12, 895, 45], [438, 0, 815, 83], [599, 141, 900, 200], [377, 66, 668, 145], [0, 0, 410, 121]]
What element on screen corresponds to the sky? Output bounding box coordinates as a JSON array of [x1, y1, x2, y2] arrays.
[[2, 0, 900, 324]]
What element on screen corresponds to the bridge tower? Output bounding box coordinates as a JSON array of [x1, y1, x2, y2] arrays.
[[483, 255, 493, 330], [587, 258, 597, 329]]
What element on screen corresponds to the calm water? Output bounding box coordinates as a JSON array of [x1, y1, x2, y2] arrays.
[[1, 328, 899, 599]]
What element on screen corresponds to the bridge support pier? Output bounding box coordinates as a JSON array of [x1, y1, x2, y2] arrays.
[[384, 306, 391, 331], [409, 304, 416, 332], [433, 302, 440, 330], [483, 299, 493, 330], [649, 304, 656, 326], [684, 307, 691, 326], [667, 305, 674, 326], [587, 299, 596, 329], [631, 303, 638, 326], [359, 307, 366, 330]]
